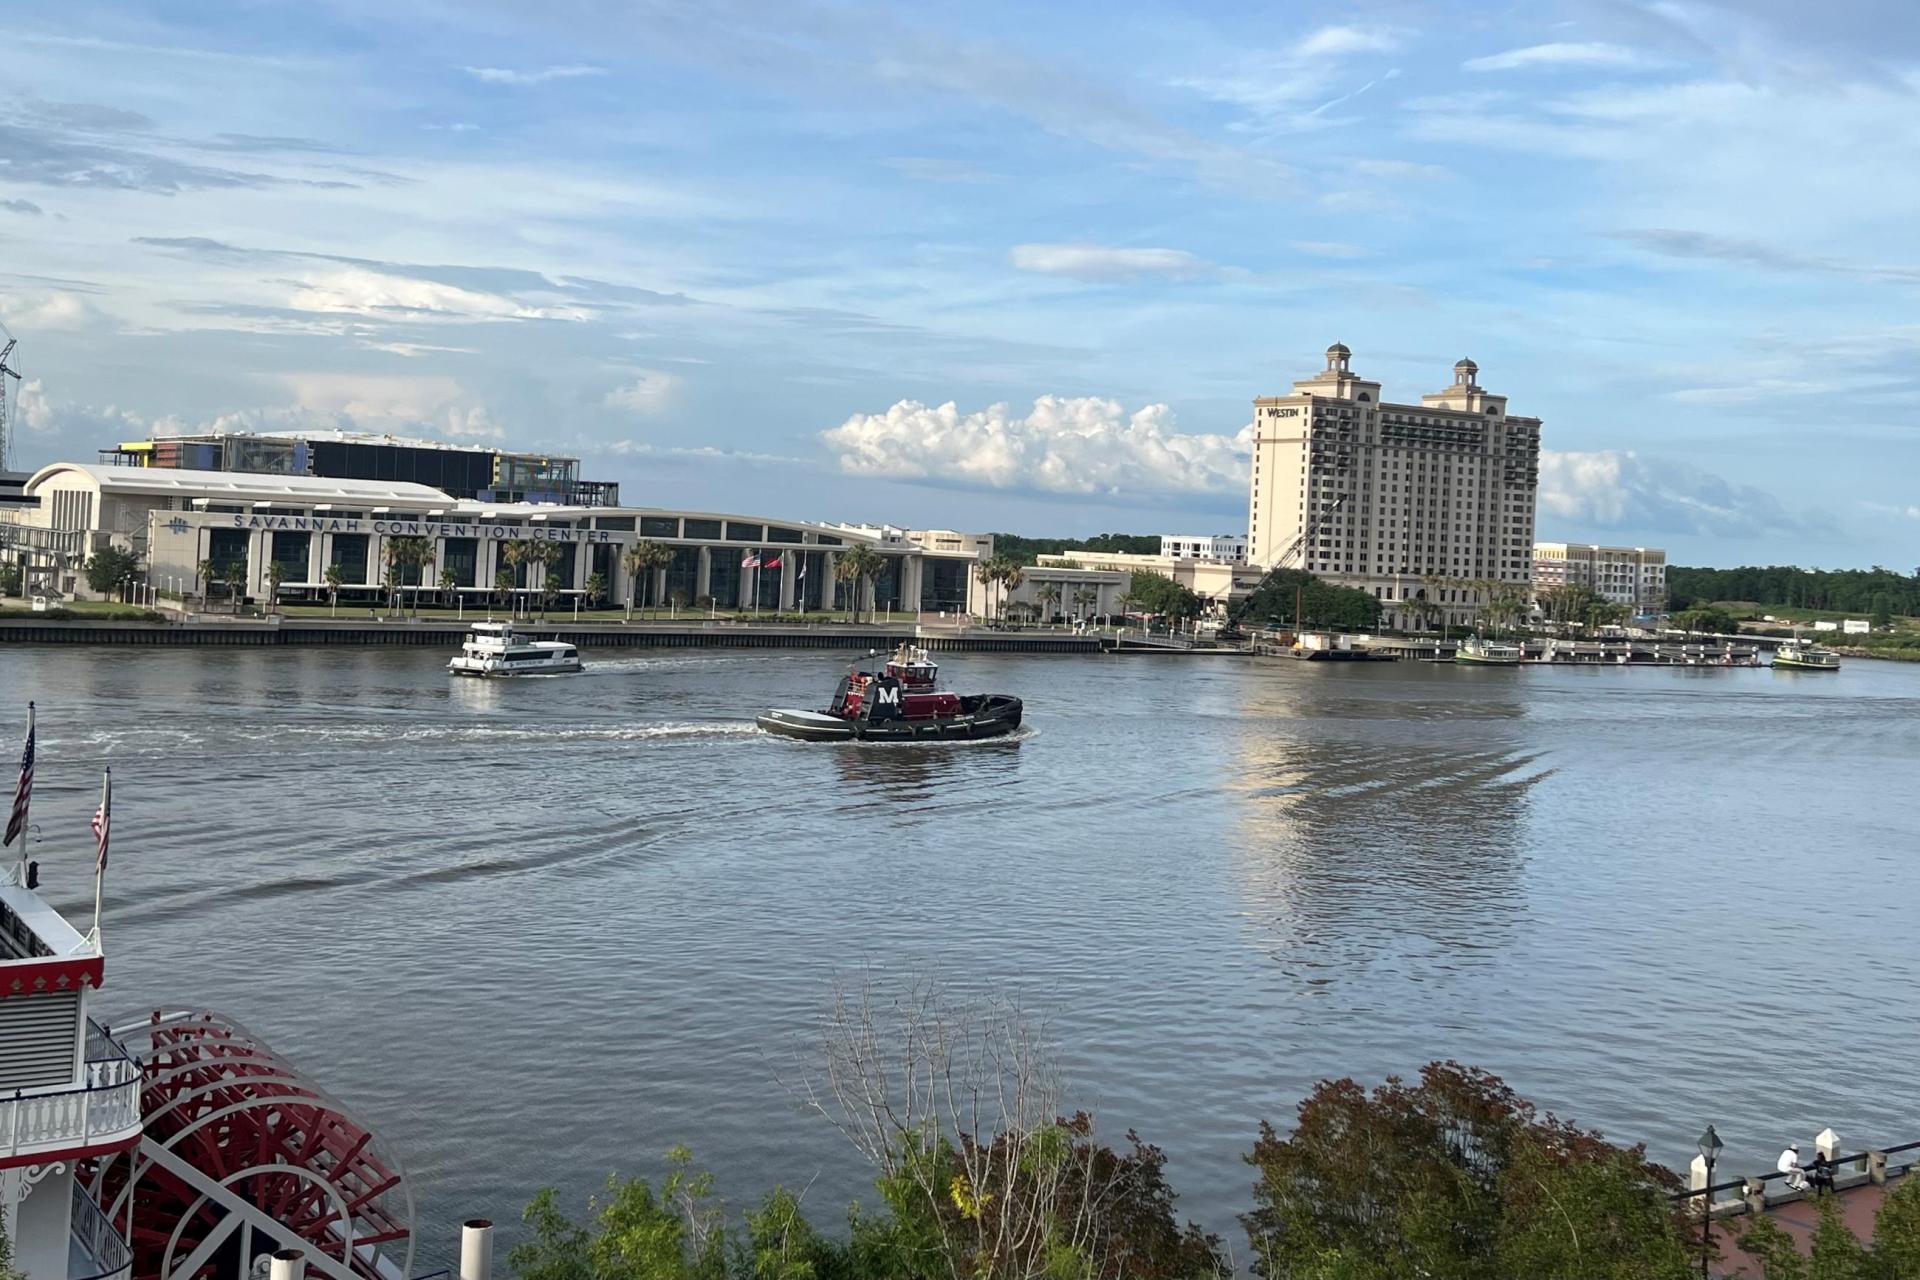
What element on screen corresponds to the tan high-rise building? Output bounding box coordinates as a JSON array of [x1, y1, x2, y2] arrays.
[[1246, 344, 1542, 626]]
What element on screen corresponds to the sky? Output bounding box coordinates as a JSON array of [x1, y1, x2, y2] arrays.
[[3, 0, 1918, 566]]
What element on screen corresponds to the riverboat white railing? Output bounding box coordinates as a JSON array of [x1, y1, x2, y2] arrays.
[[1, 1028, 143, 1157], [70, 1177, 133, 1280]]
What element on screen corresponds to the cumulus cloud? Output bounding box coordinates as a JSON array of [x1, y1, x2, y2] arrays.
[[1539, 449, 1815, 539], [287, 268, 588, 321], [603, 370, 683, 415], [1008, 244, 1215, 282], [1463, 42, 1656, 72], [821, 396, 1252, 499], [462, 65, 605, 86]]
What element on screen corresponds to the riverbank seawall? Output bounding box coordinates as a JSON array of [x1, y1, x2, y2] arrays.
[[0, 617, 1127, 654]]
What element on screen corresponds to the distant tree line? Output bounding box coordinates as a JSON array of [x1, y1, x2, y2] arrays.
[[1669, 565, 1920, 619], [992, 533, 1161, 567], [503, 976, 1920, 1280]]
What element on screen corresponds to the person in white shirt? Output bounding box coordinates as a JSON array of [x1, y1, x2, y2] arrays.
[[1778, 1142, 1808, 1191]]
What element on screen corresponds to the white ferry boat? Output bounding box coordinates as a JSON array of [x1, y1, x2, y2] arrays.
[[1455, 636, 1523, 666], [447, 620, 582, 677]]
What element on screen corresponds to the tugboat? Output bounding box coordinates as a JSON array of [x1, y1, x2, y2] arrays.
[[447, 619, 582, 677], [1772, 636, 1840, 671], [1454, 635, 1523, 665], [758, 644, 1023, 742]]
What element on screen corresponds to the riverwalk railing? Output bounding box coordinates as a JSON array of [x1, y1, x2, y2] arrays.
[[1672, 1134, 1920, 1219]]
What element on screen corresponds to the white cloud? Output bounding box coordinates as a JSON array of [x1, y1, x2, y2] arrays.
[[1463, 42, 1656, 73], [603, 370, 683, 416], [821, 396, 1252, 498], [461, 64, 605, 86], [287, 269, 587, 321], [1289, 240, 1370, 259], [1294, 26, 1406, 58], [1008, 244, 1215, 282], [1, 291, 105, 331], [1539, 449, 1813, 538]]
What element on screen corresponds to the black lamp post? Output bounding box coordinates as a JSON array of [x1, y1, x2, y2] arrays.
[[1698, 1125, 1723, 1278]]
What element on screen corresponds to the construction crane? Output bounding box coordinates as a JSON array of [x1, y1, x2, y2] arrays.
[[0, 320, 21, 472], [1220, 492, 1351, 641]]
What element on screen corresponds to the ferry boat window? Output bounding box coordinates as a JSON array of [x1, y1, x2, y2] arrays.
[[725, 521, 764, 542], [639, 515, 679, 537], [683, 518, 722, 540]]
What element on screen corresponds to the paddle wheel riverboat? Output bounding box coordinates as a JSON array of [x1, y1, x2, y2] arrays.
[[758, 644, 1023, 742]]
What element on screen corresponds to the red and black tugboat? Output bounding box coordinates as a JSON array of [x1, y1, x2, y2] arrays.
[[758, 644, 1024, 742]]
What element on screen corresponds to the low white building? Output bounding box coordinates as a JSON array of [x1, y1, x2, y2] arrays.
[[2, 463, 990, 614], [1159, 534, 1248, 563]]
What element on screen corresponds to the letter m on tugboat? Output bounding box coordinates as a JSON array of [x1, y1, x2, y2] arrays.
[[757, 644, 1023, 742]]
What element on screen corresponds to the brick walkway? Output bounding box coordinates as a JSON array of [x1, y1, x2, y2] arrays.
[[1711, 1183, 1888, 1277]]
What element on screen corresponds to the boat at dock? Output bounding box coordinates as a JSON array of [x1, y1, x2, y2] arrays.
[[758, 644, 1023, 741], [1455, 636, 1523, 665], [447, 620, 581, 677], [1772, 637, 1840, 671]]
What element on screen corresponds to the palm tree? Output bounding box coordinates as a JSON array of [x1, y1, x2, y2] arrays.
[[265, 561, 285, 614], [584, 572, 607, 612], [224, 562, 246, 614], [530, 542, 561, 619], [196, 558, 217, 610], [835, 544, 884, 623], [440, 568, 461, 618], [1072, 587, 1097, 622], [633, 541, 673, 618], [500, 542, 530, 618], [1002, 561, 1025, 620], [620, 546, 647, 620], [324, 564, 344, 617], [974, 559, 998, 622], [1115, 591, 1136, 630], [1034, 582, 1062, 625]]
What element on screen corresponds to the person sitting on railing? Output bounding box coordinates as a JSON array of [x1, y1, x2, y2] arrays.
[[1808, 1150, 1838, 1195], [1778, 1142, 1809, 1192]]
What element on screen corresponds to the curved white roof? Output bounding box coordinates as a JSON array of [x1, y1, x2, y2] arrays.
[[25, 462, 455, 503]]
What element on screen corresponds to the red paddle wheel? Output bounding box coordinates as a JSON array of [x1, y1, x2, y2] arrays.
[[85, 1012, 415, 1280]]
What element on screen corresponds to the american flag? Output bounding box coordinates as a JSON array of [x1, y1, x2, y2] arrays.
[[740, 552, 761, 569], [91, 770, 111, 874], [3, 702, 31, 849]]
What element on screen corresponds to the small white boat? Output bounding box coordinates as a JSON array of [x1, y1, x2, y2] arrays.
[[1455, 636, 1523, 665], [447, 620, 582, 677]]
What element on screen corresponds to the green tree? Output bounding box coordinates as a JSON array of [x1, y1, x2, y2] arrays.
[[1072, 587, 1098, 622], [324, 564, 344, 617], [1034, 581, 1062, 623], [531, 542, 562, 619], [1673, 605, 1737, 637], [1127, 571, 1203, 624], [83, 545, 140, 597], [1, 1213, 26, 1280], [584, 572, 607, 611], [1241, 570, 1381, 633], [224, 561, 247, 613], [265, 560, 285, 613], [1243, 1062, 1687, 1280], [197, 557, 218, 607], [1808, 1194, 1870, 1280], [0, 564, 20, 597], [441, 567, 461, 613], [501, 541, 531, 617], [1872, 1170, 1920, 1274], [621, 546, 648, 620], [836, 545, 885, 623], [1733, 1213, 1805, 1280]]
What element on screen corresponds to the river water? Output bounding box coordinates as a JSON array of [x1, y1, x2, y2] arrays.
[[2, 645, 1915, 1258]]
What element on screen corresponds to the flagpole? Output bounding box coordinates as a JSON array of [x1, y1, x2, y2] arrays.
[[90, 768, 110, 953], [6, 701, 31, 883]]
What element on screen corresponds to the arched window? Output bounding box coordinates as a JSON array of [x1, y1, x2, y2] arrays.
[[1357, 392, 1372, 402]]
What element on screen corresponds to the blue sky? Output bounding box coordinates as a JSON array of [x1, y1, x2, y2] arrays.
[[3, 0, 1918, 565]]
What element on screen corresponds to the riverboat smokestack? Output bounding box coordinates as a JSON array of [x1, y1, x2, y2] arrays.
[[461, 1219, 495, 1280], [269, 1249, 306, 1280]]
